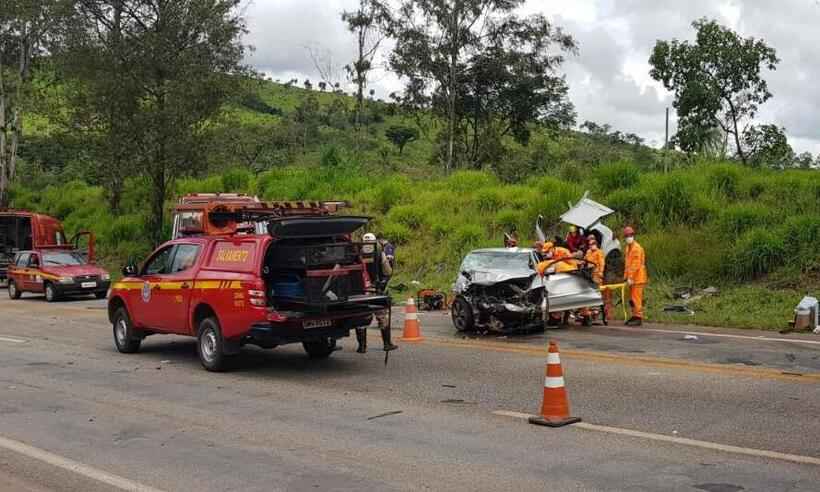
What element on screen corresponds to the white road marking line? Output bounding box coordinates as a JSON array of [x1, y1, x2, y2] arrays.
[[0, 435, 167, 492], [609, 326, 820, 346], [0, 336, 26, 344], [492, 410, 820, 466]]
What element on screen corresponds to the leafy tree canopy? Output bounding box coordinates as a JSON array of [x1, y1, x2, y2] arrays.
[[649, 18, 779, 165]]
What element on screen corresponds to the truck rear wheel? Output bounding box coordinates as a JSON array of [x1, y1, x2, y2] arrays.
[[197, 317, 228, 372], [113, 308, 141, 354], [303, 338, 336, 359], [8, 280, 21, 300]]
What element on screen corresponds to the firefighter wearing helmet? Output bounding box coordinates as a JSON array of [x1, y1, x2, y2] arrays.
[[623, 226, 648, 326], [357, 232, 398, 353]]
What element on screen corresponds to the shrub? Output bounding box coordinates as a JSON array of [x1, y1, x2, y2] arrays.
[[641, 228, 723, 282], [446, 170, 498, 192], [706, 163, 743, 198], [431, 220, 453, 239], [221, 168, 254, 192], [716, 203, 774, 238], [369, 177, 408, 213], [494, 208, 523, 231], [475, 187, 503, 212], [380, 221, 411, 244], [724, 227, 787, 279], [387, 204, 426, 229], [450, 224, 484, 251], [595, 160, 640, 194], [109, 215, 144, 245]]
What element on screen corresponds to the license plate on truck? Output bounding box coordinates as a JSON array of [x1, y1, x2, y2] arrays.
[[303, 319, 332, 329], [81, 282, 97, 289]]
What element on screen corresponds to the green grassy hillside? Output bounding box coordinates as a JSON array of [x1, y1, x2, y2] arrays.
[[10, 80, 820, 330]]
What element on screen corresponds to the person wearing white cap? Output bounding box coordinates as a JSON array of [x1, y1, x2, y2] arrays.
[[357, 233, 398, 353]]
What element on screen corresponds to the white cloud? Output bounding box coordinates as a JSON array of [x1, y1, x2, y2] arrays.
[[242, 0, 820, 153]]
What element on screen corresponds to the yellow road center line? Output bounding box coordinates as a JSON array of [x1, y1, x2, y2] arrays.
[[491, 411, 820, 466], [0, 434, 167, 492], [424, 336, 820, 383]]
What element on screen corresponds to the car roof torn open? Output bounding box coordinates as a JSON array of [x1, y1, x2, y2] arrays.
[[561, 196, 615, 229]]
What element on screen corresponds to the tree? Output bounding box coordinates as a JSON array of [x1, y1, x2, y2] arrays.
[[291, 93, 321, 149], [0, 0, 73, 207], [66, 1, 249, 245], [649, 19, 779, 164], [390, 0, 575, 171], [793, 151, 814, 170], [341, 0, 391, 137], [742, 124, 793, 169], [385, 125, 418, 154]]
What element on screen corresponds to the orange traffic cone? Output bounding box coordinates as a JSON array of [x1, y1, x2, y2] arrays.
[[529, 340, 581, 427], [400, 297, 424, 342]]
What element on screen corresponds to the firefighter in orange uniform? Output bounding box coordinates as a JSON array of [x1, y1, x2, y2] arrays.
[[536, 241, 577, 275], [577, 236, 605, 326], [623, 226, 647, 326]]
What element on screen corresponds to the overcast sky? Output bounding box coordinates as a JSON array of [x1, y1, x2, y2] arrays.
[[243, 0, 820, 154]]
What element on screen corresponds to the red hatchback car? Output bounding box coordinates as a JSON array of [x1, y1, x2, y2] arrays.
[[7, 249, 111, 302]]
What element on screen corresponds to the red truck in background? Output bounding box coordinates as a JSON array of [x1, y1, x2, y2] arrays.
[[108, 197, 390, 371], [1, 209, 97, 284]]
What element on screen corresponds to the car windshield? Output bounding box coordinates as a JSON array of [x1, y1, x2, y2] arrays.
[[43, 251, 85, 266], [462, 252, 531, 272]]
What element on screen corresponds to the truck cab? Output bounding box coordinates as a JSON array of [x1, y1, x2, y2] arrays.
[[108, 203, 389, 371], [1, 210, 68, 282]]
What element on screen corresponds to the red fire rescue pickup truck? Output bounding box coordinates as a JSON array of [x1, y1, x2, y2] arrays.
[[107, 199, 390, 371]]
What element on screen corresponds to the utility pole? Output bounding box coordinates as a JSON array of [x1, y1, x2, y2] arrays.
[[664, 107, 670, 173]]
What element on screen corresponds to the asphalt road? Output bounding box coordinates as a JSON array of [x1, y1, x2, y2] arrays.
[[0, 293, 818, 491]]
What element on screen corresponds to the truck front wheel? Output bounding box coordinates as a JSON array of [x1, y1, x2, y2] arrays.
[[113, 308, 141, 353], [197, 317, 228, 372], [303, 338, 336, 359]]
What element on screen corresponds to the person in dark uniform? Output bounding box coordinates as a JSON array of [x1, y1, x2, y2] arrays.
[[357, 233, 398, 353]]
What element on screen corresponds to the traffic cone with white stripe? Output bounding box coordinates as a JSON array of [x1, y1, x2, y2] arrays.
[[529, 340, 581, 427], [400, 297, 424, 342]]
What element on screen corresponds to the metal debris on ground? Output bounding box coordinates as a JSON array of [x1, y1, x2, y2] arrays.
[[416, 289, 447, 311], [367, 410, 403, 421], [663, 304, 695, 315]]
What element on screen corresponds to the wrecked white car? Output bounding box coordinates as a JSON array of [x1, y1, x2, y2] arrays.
[[451, 248, 604, 333]]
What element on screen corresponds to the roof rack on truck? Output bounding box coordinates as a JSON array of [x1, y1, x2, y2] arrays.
[[171, 193, 349, 239]]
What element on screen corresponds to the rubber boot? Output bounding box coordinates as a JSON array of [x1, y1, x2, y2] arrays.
[[380, 327, 398, 352], [356, 328, 367, 353]]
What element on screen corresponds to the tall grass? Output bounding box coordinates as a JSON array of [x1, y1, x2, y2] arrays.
[[10, 162, 820, 290]]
